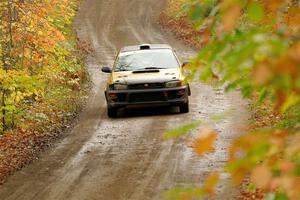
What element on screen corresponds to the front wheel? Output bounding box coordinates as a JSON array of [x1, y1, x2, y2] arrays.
[[107, 107, 118, 118], [179, 102, 189, 113]]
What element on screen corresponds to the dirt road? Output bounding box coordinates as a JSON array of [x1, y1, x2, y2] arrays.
[[0, 0, 248, 199]]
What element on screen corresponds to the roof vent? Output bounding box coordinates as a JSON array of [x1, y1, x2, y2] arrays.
[[139, 44, 151, 50]]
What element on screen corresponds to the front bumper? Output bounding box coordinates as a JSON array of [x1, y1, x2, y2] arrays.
[[105, 86, 190, 108]]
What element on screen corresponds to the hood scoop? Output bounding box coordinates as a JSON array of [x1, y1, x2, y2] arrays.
[[117, 75, 128, 78], [132, 69, 160, 74], [165, 72, 175, 75]]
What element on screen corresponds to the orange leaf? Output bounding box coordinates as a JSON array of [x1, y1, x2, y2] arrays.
[[231, 166, 248, 184], [251, 165, 272, 189], [192, 129, 217, 156], [221, 5, 241, 32], [252, 61, 273, 86], [203, 171, 220, 195], [279, 161, 295, 173]]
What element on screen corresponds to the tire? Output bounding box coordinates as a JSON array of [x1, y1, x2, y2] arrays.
[[179, 102, 189, 113], [107, 107, 118, 118]]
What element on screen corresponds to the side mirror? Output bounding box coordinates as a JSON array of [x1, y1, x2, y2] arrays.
[[182, 62, 191, 76], [182, 62, 190, 68], [101, 66, 112, 73]]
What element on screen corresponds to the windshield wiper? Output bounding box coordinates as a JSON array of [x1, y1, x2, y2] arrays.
[[114, 69, 129, 72], [143, 67, 166, 70], [132, 69, 160, 73]]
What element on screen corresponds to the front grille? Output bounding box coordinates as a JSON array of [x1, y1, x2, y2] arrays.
[[128, 83, 164, 90], [117, 93, 127, 102], [167, 91, 178, 100], [129, 92, 165, 102]]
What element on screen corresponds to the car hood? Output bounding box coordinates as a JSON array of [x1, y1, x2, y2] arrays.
[[112, 68, 182, 84]]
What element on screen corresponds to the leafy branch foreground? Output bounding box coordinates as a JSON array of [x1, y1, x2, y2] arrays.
[[0, 0, 88, 183], [162, 0, 300, 199]]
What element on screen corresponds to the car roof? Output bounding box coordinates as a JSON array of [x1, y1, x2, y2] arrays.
[[120, 44, 172, 53]]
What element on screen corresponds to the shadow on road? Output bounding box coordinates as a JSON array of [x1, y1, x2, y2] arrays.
[[117, 106, 181, 118]]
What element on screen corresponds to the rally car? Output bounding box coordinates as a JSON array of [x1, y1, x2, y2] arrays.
[[102, 44, 191, 117]]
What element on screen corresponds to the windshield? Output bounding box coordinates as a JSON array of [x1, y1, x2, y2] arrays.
[[114, 49, 180, 72]]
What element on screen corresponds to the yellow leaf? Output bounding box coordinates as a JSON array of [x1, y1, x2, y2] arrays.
[[192, 129, 217, 156], [37, 31, 43, 36], [280, 93, 300, 113]]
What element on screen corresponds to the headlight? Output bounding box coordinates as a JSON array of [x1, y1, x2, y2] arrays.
[[114, 84, 127, 90], [165, 80, 186, 88]]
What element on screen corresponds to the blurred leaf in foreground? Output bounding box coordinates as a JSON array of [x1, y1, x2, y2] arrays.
[[164, 121, 201, 140], [164, 187, 204, 200], [203, 171, 220, 195], [163, 172, 219, 199], [251, 164, 272, 189], [209, 109, 233, 122], [192, 129, 217, 156], [246, 2, 264, 22]]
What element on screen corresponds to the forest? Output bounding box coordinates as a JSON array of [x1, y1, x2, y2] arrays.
[[0, 0, 87, 183]]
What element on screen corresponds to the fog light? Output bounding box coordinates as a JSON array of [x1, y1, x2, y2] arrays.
[[177, 89, 186, 95], [108, 93, 118, 99]]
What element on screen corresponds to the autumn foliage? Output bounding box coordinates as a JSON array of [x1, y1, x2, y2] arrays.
[[0, 0, 87, 183], [0, 0, 86, 132], [163, 0, 300, 199]]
